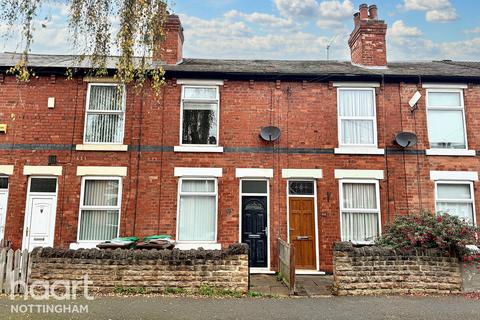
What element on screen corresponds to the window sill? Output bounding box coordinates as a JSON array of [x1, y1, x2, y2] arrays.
[[334, 147, 385, 155], [175, 243, 221, 250], [426, 149, 476, 157], [76, 144, 128, 152], [174, 146, 224, 153], [349, 241, 375, 245], [69, 242, 101, 250]]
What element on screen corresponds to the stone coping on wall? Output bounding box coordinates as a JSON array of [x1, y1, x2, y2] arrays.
[[30, 243, 249, 260]]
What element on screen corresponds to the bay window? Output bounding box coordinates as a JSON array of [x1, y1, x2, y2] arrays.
[[177, 178, 217, 242], [435, 182, 475, 224], [84, 83, 126, 144], [426, 89, 467, 150], [340, 180, 380, 243], [78, 177, 122, 241], [337, 88, 377, 147], [180, 86, 219, 146]]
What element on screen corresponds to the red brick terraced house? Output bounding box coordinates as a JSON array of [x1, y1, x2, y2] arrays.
[[0, 4, 479, 273]]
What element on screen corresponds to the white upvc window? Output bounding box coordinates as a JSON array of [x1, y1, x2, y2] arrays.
[[426, 89, 468, 150], [177, 178, 218, 242], [78, 176, 122, 242], [339, 179, 381, 244], [435, 181, 476, 225], [180, 85, 220, 146], [337, 88, 377, 147], [84, 83, 126, 144]]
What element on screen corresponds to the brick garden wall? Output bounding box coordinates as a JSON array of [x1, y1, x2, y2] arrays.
[[333, 242, 462, 295], [28, 244, 249, 294]]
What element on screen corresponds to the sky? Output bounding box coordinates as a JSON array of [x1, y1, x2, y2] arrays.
[[2, 0, 480, 62]]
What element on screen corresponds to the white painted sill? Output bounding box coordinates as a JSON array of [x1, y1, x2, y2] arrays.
[[69, 242, 101, 250], [249, 268, 275, 274], [76, 144, 128, 152], [425, 149, 476, 157], [334, 147, 385, 155], [175, 243, 222, 250], [174, 146, 224, 153]]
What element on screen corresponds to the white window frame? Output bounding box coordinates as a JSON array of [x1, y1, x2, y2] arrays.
[[77, 176, 123, 243], [426, 88, 468, 151], [434, 180, 476, 225], [179, 85, 220, 147], [176, 177, 218, 244], [83, 83, 126, 145], [339, 179, 381, 245], [337, 87, 378, 148]]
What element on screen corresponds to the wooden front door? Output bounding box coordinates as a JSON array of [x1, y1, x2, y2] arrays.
[[289, 197, 316, 269]]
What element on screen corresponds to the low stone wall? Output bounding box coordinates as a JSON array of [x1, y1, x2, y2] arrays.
[[333, 242, 462, 296], [28, 244, 249, 294]]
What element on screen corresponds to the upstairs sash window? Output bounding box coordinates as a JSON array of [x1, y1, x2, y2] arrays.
[[84, 84, 125, 144], [338, 88, 377, 147], [181, 86, 219, 145], [427, 90, 467, 149]]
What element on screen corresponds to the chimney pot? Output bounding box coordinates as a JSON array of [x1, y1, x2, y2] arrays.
[[349, 3, 387, 67], [359, 4, 369, 20], [369, 5, 378, 19], [353, 12, 360, 28]]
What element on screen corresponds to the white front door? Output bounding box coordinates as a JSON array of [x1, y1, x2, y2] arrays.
[[23, 177, 58, 252], [0, 188, 8, 240]]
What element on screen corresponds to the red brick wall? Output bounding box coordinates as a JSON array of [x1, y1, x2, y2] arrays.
[[1, 75, 480, 273]]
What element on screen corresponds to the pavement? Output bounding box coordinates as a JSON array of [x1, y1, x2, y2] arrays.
[[250, 274, 333, 297], [1, 295, 480, 320]]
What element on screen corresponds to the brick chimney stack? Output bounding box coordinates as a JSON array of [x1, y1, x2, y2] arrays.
[[153, 14, 184, 65], [348, 4, 387, 67]]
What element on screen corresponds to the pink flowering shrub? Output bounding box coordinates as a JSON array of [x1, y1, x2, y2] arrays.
[[376, 212, 479, 256]]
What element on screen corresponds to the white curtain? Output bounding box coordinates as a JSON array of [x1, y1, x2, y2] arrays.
[[339, 90, 375, 145], [83, 180, 119, 206], [343, 183, 376, 209], [437, 202, 473, 222], [341, 120, 374, 145], [339, 90, 374, 117], [80, 180, 120, 241], [437, 184, 474, 223], [79, 210, 119, 241], [178, 196, 215, 241], [89, 86, 123, 111], [181, 180, 214, 192], [178, 180, 216, 241], [342, 212, 379, 243], [427, 110, 465, 149], [342, 183, 379, 242], [86, 85, 124, 143]]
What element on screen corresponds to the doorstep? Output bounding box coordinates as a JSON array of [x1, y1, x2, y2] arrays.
[[296, 270, 326, 275], [249, 268, 275, 274]]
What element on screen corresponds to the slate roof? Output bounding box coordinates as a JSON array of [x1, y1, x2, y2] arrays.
[[1, 52, 480, 80]]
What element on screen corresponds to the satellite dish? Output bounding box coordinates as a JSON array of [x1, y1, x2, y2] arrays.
[[260, 126, 281, 142], [395, 132, 417, 148]]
